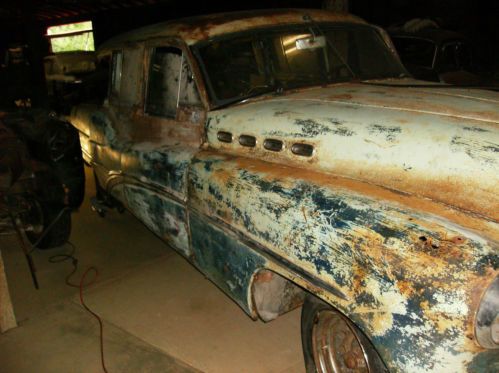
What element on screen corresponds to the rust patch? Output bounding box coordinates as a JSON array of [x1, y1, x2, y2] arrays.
[[301, 206, 308, 223], [396, 280, 416, 298], [254, 270, 273, 283], [218, 152, 498, 241], [463, 271, 499, 351], [449, 236, 467, 245], [99, 9, 366, 49]]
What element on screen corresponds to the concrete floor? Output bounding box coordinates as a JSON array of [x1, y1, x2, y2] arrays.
[[0, 166, 304, 372]]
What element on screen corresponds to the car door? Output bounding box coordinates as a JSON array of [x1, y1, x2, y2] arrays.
[[90, 44, 140, 204], [119, 41, 205, 258]]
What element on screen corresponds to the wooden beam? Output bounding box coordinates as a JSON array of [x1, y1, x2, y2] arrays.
[[0, 249, 16, 333], [322, 0, 349, 12]]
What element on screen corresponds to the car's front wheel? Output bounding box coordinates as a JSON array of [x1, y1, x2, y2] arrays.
[[301, 295, 387, 373]]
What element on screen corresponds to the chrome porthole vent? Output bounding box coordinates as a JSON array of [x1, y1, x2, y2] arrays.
[[239, 134, 257, 147], [291, 143, 314, 157], [217, 131, 233, 143], [263, 138, 284, 152]]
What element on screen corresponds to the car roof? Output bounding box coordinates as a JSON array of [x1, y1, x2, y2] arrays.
[[389, 28, 467, 45], [98, 8, 366, 51]]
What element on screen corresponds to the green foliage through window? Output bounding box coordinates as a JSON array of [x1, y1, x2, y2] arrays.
[[47, 21, 95, 53]]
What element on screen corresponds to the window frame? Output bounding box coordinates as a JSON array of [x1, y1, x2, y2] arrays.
[[144, 45, 183, 119], [47, 21, 95, 53], [143, 41, 203, 119], [109, 50, 123, 98], [192, 22, 407, 108]]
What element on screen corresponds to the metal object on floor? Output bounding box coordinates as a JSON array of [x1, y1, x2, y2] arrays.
[[0, 247, 17, 333]]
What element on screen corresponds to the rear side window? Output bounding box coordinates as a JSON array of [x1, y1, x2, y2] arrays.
[[110, 50, 123, 95], [120, 47, 143, 105], [146, 47, 182, 118], [145, 46, 201, 118]]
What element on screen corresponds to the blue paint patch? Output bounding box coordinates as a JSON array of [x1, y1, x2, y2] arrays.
[[450, 136, 498, 164], [463, 126, 489, 133], [188, 152, 497, 372], [126, 186, 186, 234], [122, 147, 191, 194], [190, 212, 267, 315], [368, 123, 401, 142], [467, 349, 499, 373]]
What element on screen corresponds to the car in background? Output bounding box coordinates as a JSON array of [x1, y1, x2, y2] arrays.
[[44, 51, 108, 112], [44, 51, 96, 83], [389, 21, 497, 87]]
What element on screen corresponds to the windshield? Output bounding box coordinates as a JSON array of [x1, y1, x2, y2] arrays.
[[194, 23, 407, 106]]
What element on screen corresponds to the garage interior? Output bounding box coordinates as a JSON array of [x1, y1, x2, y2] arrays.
[[1, 166, 304, 372], [0, 1, 498, 373]]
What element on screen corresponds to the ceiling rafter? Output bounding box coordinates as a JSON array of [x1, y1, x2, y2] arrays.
[[4, 0, 164, 22]]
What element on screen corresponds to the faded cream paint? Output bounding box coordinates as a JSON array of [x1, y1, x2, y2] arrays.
[[207, 82, 499, 223]]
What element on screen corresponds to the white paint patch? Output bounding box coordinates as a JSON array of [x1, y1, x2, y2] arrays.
[[431, 345, 474, 372], [432, 289, 468, 316]]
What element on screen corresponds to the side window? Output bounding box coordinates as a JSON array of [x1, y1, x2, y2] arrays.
[[179, 54, 201, 106], [120, 47, 143, 105], [145, 46, 201, 118], [146, 47, 182, 118], [110, 50, 123, 95]]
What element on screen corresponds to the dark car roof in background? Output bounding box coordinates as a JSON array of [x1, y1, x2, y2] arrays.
[[389, 27, 467, 45]]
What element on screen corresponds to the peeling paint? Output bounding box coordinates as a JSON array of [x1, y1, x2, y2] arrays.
[[207, 83, 499, 222], [188, 152, 498, 372], [67, 10, 499, 373], [124, 184, 190, 256]]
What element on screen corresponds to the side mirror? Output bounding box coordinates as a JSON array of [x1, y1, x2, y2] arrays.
[[296, 35, 326, 50]]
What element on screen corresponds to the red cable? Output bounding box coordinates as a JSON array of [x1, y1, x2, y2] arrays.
[[79, 267, 109, 373]]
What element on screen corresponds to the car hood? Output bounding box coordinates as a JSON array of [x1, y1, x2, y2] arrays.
[[207, 81, 499, 222]]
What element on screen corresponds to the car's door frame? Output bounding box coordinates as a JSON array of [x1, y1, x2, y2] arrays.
[[113, 37, 208, 258]]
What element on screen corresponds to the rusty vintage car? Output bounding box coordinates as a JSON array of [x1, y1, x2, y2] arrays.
[[68, 9, 498, 372]]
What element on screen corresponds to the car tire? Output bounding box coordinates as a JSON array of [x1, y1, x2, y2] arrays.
[[45, 120, 85, 209], [24, 170, 71, 249], [93, 169, 106, 201], [26, 201, 71, 249], [301, 295, 387, 373]]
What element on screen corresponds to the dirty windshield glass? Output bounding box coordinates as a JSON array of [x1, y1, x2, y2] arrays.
[[196, 24, 406, 105]]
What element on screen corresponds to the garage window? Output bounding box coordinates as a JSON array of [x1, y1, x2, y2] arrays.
[[47, 21, 95, 53]]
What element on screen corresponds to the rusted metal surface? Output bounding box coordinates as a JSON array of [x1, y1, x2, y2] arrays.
[[252, 269, 305, 322], [68, 9, 499, 373], [0, 248, 17, 333], [98, 9, 365, 50], [206, 82, 499, 223], [188, 151, 498, 372]]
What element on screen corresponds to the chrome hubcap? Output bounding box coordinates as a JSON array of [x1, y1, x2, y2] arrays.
[[312, 310, 370, 373]]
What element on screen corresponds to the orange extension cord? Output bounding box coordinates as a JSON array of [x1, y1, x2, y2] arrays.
[[50, 244, 108, 373], [79, 267, 108, 373]]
